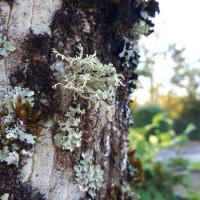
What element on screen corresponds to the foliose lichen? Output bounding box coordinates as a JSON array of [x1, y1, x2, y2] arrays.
[[54, 104, 85, 152], [53, 45, 123, 121], [0, 193, 9, 200], [0, 86, 40, 166], [131, 21, 150, 39], [119, 37, 139, 69], [0, 33, 16, 57], [74, 151, 104, 199]]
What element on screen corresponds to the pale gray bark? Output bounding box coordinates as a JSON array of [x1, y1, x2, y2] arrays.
[[0, 1, 83, 199]]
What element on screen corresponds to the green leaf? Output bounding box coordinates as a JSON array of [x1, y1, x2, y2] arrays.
[[191, 162, 200, 171]]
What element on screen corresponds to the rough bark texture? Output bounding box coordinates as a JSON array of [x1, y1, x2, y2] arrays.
[[0, 0, 159, 199]]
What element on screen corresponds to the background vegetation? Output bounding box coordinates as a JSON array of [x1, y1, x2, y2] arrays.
[[128, 34, 200, 199]]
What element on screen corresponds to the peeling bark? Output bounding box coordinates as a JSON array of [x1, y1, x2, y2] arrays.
[[0, 0, 159, 199]]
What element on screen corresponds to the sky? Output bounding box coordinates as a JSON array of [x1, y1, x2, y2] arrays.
[[134, 0, 200, 104]]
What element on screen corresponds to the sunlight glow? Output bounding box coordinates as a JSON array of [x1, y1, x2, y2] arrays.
[[135, 0, 200, 104]]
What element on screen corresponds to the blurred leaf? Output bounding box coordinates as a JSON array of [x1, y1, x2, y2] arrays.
[[128, 108, 193, 200], [191, 162, 200, 171], [182, 123, 196, 135], [188, 192, 200, 200]]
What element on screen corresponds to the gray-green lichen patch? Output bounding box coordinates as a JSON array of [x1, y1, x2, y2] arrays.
[[74, 151, 104, 199], [0, 193, 9, 200], [0, 33, 16, 57], [0, 86, 40, 166], [119, 37, 139, 69], [2, 0, 14, 7], [131, 21, 150, 40], [53, 45, 123, 122], [54, 104, 85, 152]]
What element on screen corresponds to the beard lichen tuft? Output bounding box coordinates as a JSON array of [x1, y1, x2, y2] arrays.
[[53, 45, 123, 121]]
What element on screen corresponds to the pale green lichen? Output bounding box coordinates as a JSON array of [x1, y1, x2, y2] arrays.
[[122, 184, 138, 199], [119, 37, 139, 68], [131, 21, 150, 39], [54, 104, 85, 152], [74, 151, 104, 199], [5, 86, 35, 107], [1, 193, 9, 200], [0, 33, 16, 57], [0, 86, 37, 166], [119, 20, 149, 69], [52, 45, 123, 121]]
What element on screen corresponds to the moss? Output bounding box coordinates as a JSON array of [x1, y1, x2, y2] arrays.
[[142, 0, 160, 18], [0, 164, 45, 200], [2, 0, 15, 6], [50, 1, 84, 52], [0, 87, 41, 166], [10, 32, 59, 118], [105, 185, 133, 200], [50, 0, 159, 109], [0, 86, 44, 197], [127, 150, 144, 185]]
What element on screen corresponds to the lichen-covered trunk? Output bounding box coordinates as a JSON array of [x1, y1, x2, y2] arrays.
[[0, 0, 158, 199]]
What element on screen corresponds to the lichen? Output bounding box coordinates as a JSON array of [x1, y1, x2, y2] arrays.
[[0, 86, 40, 166], [74, 151, 104, 199], [54, 104, 85, 152], [119, 37, 139, 69], [107, 184, 136, 200], [131, 21, 150, 39], [53, 45, 123, 121], [0, 193, 9, 200], [0, 33, 16, 57], [10, 33, 58, 118]]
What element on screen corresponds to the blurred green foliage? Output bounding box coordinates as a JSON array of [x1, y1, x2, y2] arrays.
[[174, 98, 200, 140], [128, 108, 198, 200], [188, 192, 200, 200], [162, 45, 200, 140], [137, 42, 200, 140], [133, 104, 165, 128]]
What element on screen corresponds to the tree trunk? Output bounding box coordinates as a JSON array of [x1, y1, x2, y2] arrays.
[[0, 0, 158, 199]]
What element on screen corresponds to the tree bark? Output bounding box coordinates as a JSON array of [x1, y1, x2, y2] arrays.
[[0, 0, 159, 199]]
